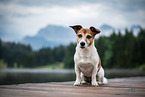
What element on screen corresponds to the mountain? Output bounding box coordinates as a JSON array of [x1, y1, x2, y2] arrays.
[[21, 25, 76, 50], [36, 25, 76, 44], [98, 24, 114, 37], [21, 36, 60, 50], [131, 25, 142, 30], [99, 24, 114, 31], [130, 25, 142, 36]]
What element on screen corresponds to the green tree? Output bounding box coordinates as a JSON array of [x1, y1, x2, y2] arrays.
[[136, 29, 145, 65], [64, 43, 76, 69], [110, 31, 125, 68], [52, 45, 65, 62], [123, 29, 136, 68], [95, 36, 109, 67]]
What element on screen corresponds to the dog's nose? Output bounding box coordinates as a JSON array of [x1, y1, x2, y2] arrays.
[[80, 42, 85, 46]]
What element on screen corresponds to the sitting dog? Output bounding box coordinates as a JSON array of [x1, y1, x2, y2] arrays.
[[70, 25, 108, 87]]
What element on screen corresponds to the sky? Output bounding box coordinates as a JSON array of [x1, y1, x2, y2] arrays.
[[0, 0, 145, 42]]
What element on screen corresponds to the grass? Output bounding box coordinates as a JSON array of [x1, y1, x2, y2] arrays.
[[139, 64, 145, 71], [0, 60, 7, 68], [37, 63, 64, 69], [0, 60, 64, 69]]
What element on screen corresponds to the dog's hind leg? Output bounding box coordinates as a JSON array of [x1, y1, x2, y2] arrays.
[[97, 67, 108, 85], [81, 73, 87, 84], [81, 73, 91, 84]]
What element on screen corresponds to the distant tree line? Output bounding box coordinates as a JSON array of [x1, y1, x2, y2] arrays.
[[0, 28, 145, 69], [95, 29, 145, 69]]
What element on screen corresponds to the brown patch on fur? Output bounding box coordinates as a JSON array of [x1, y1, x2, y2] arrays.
[[83, 29, 87, 34], [76, 28, 95, 46], [97, 57, 102, 73], [69, 25, 82, 34]]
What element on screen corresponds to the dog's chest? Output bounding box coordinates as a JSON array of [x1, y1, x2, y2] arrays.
[[75, 45, 98, 77], [78, 61, 94, 77]]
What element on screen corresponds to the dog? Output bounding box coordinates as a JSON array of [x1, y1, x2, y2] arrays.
[[70, 25, 108, 87]]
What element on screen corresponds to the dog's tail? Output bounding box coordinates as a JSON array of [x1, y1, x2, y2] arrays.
[[102, 77, 108, 84]]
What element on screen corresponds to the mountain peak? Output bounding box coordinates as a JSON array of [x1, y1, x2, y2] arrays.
[[100, 24, 114, 31], [131, 25, 142, 30], [36, 25, 75, 43], [21, 25, 75, 50]]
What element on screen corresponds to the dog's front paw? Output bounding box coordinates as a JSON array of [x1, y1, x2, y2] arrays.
[[98, 82, 103, 85], [92, 81, 99, 87], [81, 81, 87, 84], [74, 80, 81, 86]]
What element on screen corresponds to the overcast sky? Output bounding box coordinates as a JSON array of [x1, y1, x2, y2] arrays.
[[0, 0, 145, 41]]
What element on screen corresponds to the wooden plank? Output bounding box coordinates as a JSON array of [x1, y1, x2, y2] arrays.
[[0, 77, 145, 97]]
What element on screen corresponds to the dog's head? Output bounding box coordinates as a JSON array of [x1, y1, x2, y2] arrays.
[[70, 25, 101, 49]]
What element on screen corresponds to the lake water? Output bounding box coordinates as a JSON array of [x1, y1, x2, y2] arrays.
[[0, 69, 145, 85]]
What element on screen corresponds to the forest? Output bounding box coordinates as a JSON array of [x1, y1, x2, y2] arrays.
[[0, 28, 145, 69]]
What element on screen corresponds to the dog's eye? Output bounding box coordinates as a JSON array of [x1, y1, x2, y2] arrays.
[[78, 34, 82, 38], [86, 35, 92, 39]]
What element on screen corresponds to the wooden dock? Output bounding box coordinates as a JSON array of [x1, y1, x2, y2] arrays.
[[0, 76, 145, 97]]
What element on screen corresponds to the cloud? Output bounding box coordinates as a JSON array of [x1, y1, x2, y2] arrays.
[[0, 0, 145, 41]]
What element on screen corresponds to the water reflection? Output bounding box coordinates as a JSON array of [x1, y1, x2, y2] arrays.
[[0, 69, 145, 85], [0, 69, 75, 85]]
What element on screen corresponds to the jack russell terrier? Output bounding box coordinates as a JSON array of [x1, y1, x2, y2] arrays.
[[70, 25, 108, 87]]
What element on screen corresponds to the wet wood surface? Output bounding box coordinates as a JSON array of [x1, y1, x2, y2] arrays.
[[0, 76, 145, 97]]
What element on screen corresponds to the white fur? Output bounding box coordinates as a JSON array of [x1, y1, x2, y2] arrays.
[[74, 41, 108, 86], [78, 39, 88, 48]]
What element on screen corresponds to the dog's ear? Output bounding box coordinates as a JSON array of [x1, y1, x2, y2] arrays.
[[69, 25, 82, 34], [90, 26, 101, 35]]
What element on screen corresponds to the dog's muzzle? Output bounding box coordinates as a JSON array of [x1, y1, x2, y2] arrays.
[[80, 42, 85, 48], [79, 39, 88, 49], [80, 42, 85, 46]]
